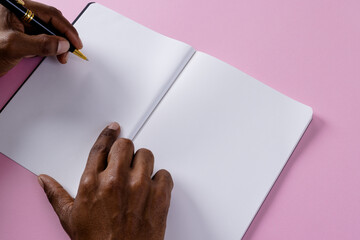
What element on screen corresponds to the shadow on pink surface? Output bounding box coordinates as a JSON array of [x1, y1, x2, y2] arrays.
[[243, 115, 322, 239], [0, 153, 69, 240]]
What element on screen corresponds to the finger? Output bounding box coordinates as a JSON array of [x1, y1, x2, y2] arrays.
[[152, 169, 174, 192], [148, 170, 173, 228], [106, 138, 134, 175], [126, 170, 152, 216], [38, 174, 74, 227], [151, 169, 174, 211], [57, 52, 69, 64], [85, 122, 120, 174], [132, 148, 154, 177], [125, 149, 154, 216], [24, 1, 83, 49], [4, 31, 70, 58]]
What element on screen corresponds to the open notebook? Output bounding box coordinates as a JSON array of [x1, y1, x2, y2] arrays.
[[0, 3, 312, 239]]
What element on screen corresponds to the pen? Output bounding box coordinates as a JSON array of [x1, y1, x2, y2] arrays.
[[0, 0, 88, 61]]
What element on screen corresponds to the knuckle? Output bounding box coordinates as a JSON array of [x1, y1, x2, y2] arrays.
[[137, 148, 154, 160], [5, 31, 18, 42], [49, 6, 62, 16], [116, 138, 134, 150], [0, 32, 18, 57], [99, 184, 114, 197], [104, 174, 119, 186], [90, 143, 109, 155], [97, 188, 110, 199], [39, 35, 56, 55], [129, 175, 151, 192], [80, 175, 96, 191], [99, 175, 121, 196]]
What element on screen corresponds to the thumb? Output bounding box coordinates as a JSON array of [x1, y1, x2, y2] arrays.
[[38, 174, 74, 224], [9, 32, 70, 58]]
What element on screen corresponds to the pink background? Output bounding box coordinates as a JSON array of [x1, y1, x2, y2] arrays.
[[1, 0, 359, 239]]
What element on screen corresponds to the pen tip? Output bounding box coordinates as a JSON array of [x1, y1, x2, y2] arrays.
[[73, 49, 88, 61]]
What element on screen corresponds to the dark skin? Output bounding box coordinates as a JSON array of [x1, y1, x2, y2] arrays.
[[0, 0, 82, 76], [0, 1, 173, 239], [38, 122, 173, 240]]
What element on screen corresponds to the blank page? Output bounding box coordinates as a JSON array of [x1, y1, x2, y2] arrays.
[[0, 3, 194, 196], [134, 52, 312, 239]]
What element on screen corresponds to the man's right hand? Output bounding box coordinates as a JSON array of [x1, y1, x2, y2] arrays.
[[0, 0, 83, 76]]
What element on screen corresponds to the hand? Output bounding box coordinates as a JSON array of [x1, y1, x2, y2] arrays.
[[37, 122, 173, 240], [0, 0, 83, 76]]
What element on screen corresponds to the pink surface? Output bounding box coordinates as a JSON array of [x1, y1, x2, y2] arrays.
[[0, 0, 359, 239]]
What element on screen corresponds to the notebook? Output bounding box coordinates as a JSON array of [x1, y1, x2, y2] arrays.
[[0, 2, 312, 239]]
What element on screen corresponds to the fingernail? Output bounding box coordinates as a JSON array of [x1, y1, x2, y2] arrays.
[[38, 176, 44, 189], [108, 122, 120, 130], [57, 40, 70, 54]]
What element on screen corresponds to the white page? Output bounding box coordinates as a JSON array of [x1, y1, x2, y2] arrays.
[[134, 52, 312, 239], [0, 3, 194, 196]]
